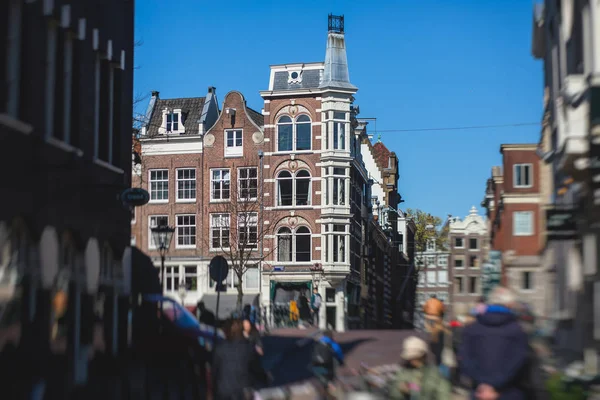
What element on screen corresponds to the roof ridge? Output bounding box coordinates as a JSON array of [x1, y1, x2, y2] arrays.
[[158, 96, 206, 101]]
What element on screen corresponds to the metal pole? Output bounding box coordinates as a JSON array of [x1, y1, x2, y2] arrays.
[[258, 150, 265, 331], [160, 254, 165, 292]]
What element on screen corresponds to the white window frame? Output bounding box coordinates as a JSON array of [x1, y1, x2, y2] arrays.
[[210, 213, 230, 250], [426, 270, 436, 287], [244, 266, 260, 290], [238, 212, 258, 250], [238, 167, 258, 201], [437, 270, 448, 286], [148, 215, 169, 250], [418, 272, 425, 287], [438, 256, 448, 268], [225, 129, 243, 157], [175, 214, 196, 249], [426, 255, 435, 266], [276, 169, 312, 207], [513, 211, 534, 236], [522, 271, 534, 291], [166, 111, 180, 133], [149, 169, 169, 203], [513, 164, 533, 188], [469, 276, 478, 294], [164, 265, 180, 292], [332, 112, 346, 151], [183, 265, 198, 291], [469, 255, 479, 268], [176, 168, 196, 202], [469, 238, 478, 250], [276, 114, 312, 152], [426, 240, 435, 251], [455, 276, 464, 294], [210, 168, 231, 202], [454, 256, 465, 269], [454, 237, 464, 248]]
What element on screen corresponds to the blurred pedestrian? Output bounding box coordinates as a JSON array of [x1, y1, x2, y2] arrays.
[[459, 286, 529, 400], [311, 329, 344, 396], [212, 319, 267, 400], [423, 296, 454, 379], [197, 301, 216, 327], [311, 287, 322, 327], [387, 336, 451, 399], [243, 318, 263, 356]]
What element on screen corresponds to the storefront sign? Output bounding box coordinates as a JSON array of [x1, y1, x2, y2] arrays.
[[546, 206, 578, 240], [121, 187, 150, 207]]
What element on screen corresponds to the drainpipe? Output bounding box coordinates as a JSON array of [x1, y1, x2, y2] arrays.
[[258, 150, 265, 329]]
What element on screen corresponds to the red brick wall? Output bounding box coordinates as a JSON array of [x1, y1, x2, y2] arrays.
[[501, 203, 542, 256], [262, 95, 323, 266], [502, 149, 540, 194]]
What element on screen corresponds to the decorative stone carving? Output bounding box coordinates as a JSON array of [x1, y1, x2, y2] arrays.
[[274, 159, 311, 174], [204, 133, 215, 147], [276, 104, 310, 119], [252, 131, 264, 144]]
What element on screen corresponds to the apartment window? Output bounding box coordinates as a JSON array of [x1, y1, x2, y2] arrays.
[[277, 226, 311, 262], [148, 216, 168, 249], [455, 277, 464, 293], [427, 271, 436, 286], [469, 277, 477, 294], [469, 255, 479, 268], [149, 169, 169, 201], [176, 168, 196, 201], [276, 170, 311, 206], [276, 115, 312, 152], [176, 215, 196, 248], [166, 112, 179, 132], [418, 272, 425, 287], [165, 266, 179, 291], [211, 169, 230, 201], [438, 270, 448, 285], [332, 225, 346, 263], [454, 257, 464, 269], [332, 112, 346, 150], [437, 292, 448, 303], [183, 266, 197, 291], [522, 271, 533, 290], [210, 214, 230, 250], [454, 237, 464, 248], [438, 256, 447, 268], [426, 240, 435, 251], [513, 212, 534, 236], [238, 213, 258, 249], [239, 167, 258, 200], [245, 266, 259, 290], [330, 167, 346, 206], [225, 129, 243, 157], [514, 164, 533, 188], [427, 256, 435, 265], [469, 238, 478, 250]]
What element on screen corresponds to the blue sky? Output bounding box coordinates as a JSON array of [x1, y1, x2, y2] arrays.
[[134, 0, 542, 221]]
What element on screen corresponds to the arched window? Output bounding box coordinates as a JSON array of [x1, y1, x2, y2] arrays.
[[277, 115, 312, 152], [276, 170, 312, 207], [276, 226, 312, 263]]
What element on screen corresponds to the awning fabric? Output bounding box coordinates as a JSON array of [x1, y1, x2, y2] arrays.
[[200, 293, 259, 318]]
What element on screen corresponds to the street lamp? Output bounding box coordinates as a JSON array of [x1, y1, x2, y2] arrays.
[[151, 225, 175, 290]]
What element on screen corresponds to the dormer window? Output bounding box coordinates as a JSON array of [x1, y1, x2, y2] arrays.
[[161, 108, 185, 134], [166, 112, 179, 132], [288, 69, 303, 84]]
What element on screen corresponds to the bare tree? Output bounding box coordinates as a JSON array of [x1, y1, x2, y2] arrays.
[[204, 159, 275, 312]]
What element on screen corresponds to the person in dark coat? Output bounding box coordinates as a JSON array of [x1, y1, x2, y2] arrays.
[[197, 301, 216, 326], [459, 286, 529, 400], [298, 292, 311, 325], [212, 319, 267, 400]]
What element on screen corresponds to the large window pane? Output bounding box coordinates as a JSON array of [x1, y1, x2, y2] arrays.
[[277, 120, 293, 152], [295, 227, 311, 262]]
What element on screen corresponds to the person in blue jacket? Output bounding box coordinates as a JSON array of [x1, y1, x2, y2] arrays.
[[311, 330, 344, 392], [459, 286, 529, 400]]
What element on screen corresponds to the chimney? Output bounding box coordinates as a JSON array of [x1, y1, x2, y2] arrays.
[[151, 90, 159, 98], [319, 14, 357, 91], [208, 86, 216, 94]]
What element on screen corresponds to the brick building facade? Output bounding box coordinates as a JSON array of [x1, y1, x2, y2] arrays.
[[448, 206, 489, 317], [482, 144, 547, 317], [0, 0, 134, 395]]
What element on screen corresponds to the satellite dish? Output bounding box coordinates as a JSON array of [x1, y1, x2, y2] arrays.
[[252, 131, 264, 144], [204, 134, 215, 146]]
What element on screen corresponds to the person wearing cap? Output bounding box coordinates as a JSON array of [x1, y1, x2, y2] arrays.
[[459, 286, 529, 400], [387, 336, 451, 399]]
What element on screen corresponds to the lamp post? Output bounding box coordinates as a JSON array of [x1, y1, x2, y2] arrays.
[[151, 225, 175, 291]]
